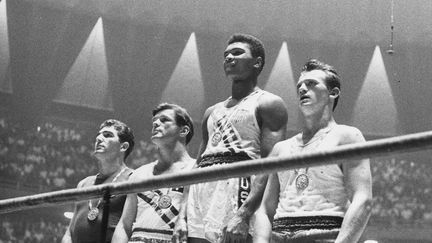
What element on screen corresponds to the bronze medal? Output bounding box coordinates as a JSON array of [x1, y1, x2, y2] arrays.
[[295, 173, 309, 191], [158, 195, 172, 209], [211, 132, 222, 146], [87, 207, 99, 221]]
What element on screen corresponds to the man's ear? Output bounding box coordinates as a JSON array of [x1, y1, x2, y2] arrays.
[[180, 126, 190, 138], [254, 56, 263, 69], [330, 87, 340, 99], [120, 142, 129, 152]]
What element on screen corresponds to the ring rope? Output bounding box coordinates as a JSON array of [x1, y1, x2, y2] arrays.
[[1, 130, 432, 214]]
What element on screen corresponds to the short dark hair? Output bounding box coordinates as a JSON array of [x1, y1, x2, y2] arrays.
[[227, 33, 265, 74], [301, 59, 341, 110], [152, 103, 194, 145], [99, 119, 135, 160]]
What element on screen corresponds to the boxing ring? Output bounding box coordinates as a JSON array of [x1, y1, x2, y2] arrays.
[[1, 130, 432, 242]]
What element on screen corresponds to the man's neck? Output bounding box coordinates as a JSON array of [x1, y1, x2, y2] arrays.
[[97, 156, 125, 177], [155, 142, 190, 173], [301, 109, 335, 143], [230, 78, 257, 101]]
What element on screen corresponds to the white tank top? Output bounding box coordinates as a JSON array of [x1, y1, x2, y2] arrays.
[[202, 88, 265, 159], [275, 125, 349, 219], [130, 161, 190, 242]]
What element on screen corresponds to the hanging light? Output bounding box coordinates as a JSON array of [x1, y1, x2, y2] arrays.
[[386, 0, 395, 55]]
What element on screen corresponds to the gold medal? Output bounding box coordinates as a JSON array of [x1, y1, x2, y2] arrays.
[[87, 207, 99, 221], [211, 132, 222, 146], [295, 173, 309, 191], [158, 195, 172, 209]]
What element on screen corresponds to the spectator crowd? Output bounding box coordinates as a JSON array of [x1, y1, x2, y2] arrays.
[[0, 216, 66, 243], [0, 114, 157, 190], [371, 157, 432, 225]]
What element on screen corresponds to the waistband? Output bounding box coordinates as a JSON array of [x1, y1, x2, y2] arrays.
[[132, 227, 173, 235], [129, 228, 172, 243], [273, 215, 343, 234], [198, 151, 251, 168], [129, 237, 171, 243]]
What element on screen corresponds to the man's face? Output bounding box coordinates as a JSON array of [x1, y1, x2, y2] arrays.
[[94, 126, 122, 156], [223, 42, 257, 80], [296, 70, 331, 110], [151, 109, 182, 144]]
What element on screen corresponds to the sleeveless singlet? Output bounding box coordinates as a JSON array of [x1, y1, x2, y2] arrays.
[[187, 89, 266, 242], [129, 161, 191, 243], [275, 125, 349, 220], [201, 88, 265, 160], [70, 168, 133, 243]]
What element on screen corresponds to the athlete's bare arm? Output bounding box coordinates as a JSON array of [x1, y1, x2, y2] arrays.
[[334, 126, 372, 243], [196, 106, 215, 166], [253, 142, 284, 243]]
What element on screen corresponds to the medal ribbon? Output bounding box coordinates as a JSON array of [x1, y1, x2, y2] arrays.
[[211, 89, 260, 149], [137, 190, 179, 229]]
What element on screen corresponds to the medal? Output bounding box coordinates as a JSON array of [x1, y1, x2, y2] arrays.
[[295, 173, 309, 190], [211, 132, 222, 146], [86, 167, 127, 222], [87, 207, 99, 221], [158, 195, 172, 209]]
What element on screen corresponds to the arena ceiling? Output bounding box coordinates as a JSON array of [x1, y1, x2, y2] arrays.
[[1, 0, 432, 137]]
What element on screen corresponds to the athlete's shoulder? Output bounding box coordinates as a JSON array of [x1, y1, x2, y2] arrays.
[[334, 124, 365, 144], [203, 103, 220, 119], [257, 90, 287, 112], [271, 134, 300, 155], [130, 162, 156, 180], [256, 90, 287, 124], [258, 89, 285, 103], [77, 175, 96, 188], [335, 124, 363, 134]]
